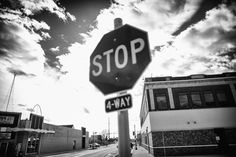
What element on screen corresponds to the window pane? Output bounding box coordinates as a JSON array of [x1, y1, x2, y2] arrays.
[[216, 91, 227, 102], [191, 92, 202, 108], [156, 94, 168, 110], [178, 93, 189, 108], [204, 91, 214, 102], [204, 91, 215, 107]]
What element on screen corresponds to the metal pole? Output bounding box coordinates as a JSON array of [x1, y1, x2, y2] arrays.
[[114, 19, 131, 156], [118, 110, 131, 157], [108, 117, 110, 139], [115, 18, 131, 157], [134, 124, 137, 149], [6, 73, 16, 111], [93, 132, 95, 149]]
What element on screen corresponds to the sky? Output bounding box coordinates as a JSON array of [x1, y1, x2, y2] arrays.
[[0, 0, 236, 137]]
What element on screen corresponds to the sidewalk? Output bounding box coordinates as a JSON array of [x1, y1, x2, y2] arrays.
[[131, 146, 229, 157], [132, 146, 153, 157]]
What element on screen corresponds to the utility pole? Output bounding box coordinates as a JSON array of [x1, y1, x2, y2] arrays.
[[6, 73, 16, 111]]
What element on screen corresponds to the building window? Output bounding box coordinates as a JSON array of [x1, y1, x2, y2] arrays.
[[27, 133, 40, 154], [216, 90, 227, 106], [153, 88, 170, 111], [216, 90, 227, 102], [191, 92, 202, 108], [156, 94, 168, 110], [204, 91, 215, 107], [178, 93, 189, 109], [172, 85, 235, 110]]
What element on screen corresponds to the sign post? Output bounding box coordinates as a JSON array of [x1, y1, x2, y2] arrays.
[[89, 17, 151, 157], [114, 18, 131, 157]]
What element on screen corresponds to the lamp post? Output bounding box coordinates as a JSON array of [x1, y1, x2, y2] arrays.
[[5, 73, 16, 111]]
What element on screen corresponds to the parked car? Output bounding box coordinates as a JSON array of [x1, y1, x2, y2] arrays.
[[89, 143, 100, 149], [94, 143, 100, 147]]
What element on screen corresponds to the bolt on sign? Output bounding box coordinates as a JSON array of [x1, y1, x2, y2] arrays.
[[105, 94, 132, 113], [89, 24, 151, 95]]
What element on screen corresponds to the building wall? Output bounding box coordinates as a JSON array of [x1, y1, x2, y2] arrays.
[[39, 123, 88, 154], [140, 73, 236, 156], [150, 128, 236, 156], [149, 108, 236, 131]]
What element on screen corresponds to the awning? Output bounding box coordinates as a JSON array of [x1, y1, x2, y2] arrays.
[[6, 127, 55, 134]]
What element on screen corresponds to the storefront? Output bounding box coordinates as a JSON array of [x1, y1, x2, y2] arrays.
[[1, 112, 89, 156], [0, 111, 21, 157], [7, 127, 55, 156]]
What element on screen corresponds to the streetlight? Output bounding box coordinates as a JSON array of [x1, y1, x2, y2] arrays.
[[5, 73, 16, 111]]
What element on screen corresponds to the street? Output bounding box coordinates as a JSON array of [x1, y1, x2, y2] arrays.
[[39, 144, 118, 157]]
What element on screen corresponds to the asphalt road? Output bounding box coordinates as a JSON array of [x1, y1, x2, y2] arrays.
[[40, 144, 118, 157]]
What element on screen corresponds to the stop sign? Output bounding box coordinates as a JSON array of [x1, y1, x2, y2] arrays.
[[89, 24, 151, 95]]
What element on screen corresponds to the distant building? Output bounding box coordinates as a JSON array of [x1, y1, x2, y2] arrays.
[[0, 112, 89, 157], [90, 134, 102, 144], [139, 72, 236, 156]]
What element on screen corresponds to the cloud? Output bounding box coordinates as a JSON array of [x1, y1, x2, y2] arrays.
[[83, 107, 90, 114], [0, 8, 50, 31], [153, 3, 236, 76], [20, 0, 76, 21], [49, 46, 60, 53], [26, 108, 34, 112], [17, 104, 26, 107], [0, 21, 45, 76], [1, 0, 235, 132], [58, 1, 236, 113], [0, 0, 76, 77], [66, 12, 76, 21], [7, 68, 36, 77], [88, 0, 202, 50]]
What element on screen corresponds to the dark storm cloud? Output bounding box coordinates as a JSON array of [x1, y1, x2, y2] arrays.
[[0, 0, 75, 21], [208, 29, 236, 54], [30, 0, 111, 72], [0, 0, 22, 10], [172, 0, 223, 36], [0, 21, 38, 62], [0, 0, 78, 74], [218, 48, 236, 60], [0, 21, 42, 60]]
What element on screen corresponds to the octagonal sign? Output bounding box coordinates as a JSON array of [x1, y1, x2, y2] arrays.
[[89, 24, 151, 95]]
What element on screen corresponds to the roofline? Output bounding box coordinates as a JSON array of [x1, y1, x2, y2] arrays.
[[144, 72, 236, 83]]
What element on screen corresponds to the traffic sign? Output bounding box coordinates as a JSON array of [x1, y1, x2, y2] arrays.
[[89, 24, 151, 95], [105, 94, 132, 113]]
